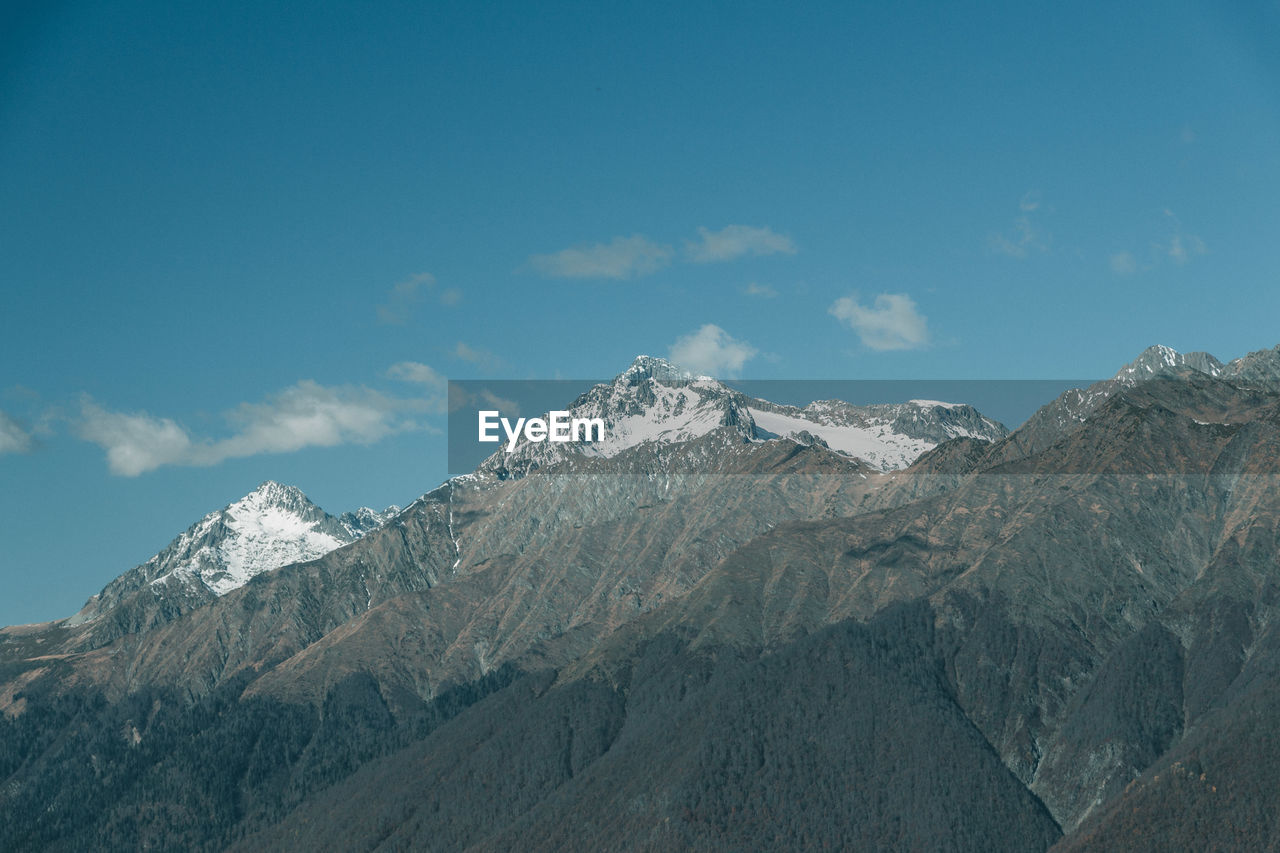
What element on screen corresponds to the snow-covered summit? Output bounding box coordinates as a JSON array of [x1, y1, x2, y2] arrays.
[[69, 482, 401, 624], [622, 354, 702, 382], [747, 398, 1007, 471], [480, 356, 1008, 478], [191, 481, 357, 596]]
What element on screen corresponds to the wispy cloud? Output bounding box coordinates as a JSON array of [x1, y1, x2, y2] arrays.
[[387, 361, 446, 389], [387, 361, 449, 413], [79, 381, 425, 477], [743, 282, 778, 298], [990, 193, 1048, 258], [0, 411, 33, 454], [1162, 209, 1207, 265], [685, 225, 796, 263], [528, 224, 799, 279], [377, 272, 460, 324], [528, 235, 673, 279], [1109, 251, 1139, 275], [377, 273, 431, 324], [447, 385, 520, 416], [1167, 233, 1207, 264], [1109, 209, 1207, 275], [668, 324, 757, 377], [452, 342, 503, 371], [829, 293, 929, 351]]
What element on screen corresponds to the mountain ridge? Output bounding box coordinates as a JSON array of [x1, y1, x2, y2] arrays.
[[6, 344, 1280, 849], [481, 354, 1009, 479]]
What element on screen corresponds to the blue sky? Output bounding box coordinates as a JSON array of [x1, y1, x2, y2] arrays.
[[2, 0, 1279, 626]]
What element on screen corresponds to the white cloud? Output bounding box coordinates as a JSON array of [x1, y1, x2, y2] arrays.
[[668, 324, 757, 377], [79, 382, 422, 477], [215, 382, 411, 460], [388, 361, 446, 389], [686, 225, 796, 263], [829, 293, 930, 351], [79, 403, 198, 476], [387, 362, 448, 413], [743, 282, 778, 298], [528, 235, 673, 279], [0, 411, 34, 454]]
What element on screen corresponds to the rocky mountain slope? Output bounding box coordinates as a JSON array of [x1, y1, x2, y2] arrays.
[[4, 346, 1280, 850], [1008, 343, 1280, 457]]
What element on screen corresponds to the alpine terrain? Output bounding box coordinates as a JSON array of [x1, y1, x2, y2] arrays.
[[3, 347, 1280, 850]]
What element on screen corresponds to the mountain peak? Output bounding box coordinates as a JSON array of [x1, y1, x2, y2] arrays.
[[245, 479, 306, 501], [1113, 345, 1224, 383], [67, 483, 402, 629], [621, 355, 695, 383], [479, 357, 1008, 479], [230, 480, 324, 519], [1225, 344, 1280, 387]]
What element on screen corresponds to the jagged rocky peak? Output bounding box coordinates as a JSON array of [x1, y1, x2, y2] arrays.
[[234, 480, 328, 520], [67, 481, 402, 627], [1004, 342, 1280, 460], [340, 504, 403, 537], [1224, 343, 1280, 388], [479, 358, 753, 480], [1114, 344, 1224, 383], [622, 354, 698, 383], [479, 355, 1009, 478], [1092, 342, 1279, 411]]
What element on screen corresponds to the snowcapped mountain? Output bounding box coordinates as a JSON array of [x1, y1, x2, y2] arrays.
[[69, 482, 399, 627], [747, 397, 1007, 471], [482, 355, 1007, 478]]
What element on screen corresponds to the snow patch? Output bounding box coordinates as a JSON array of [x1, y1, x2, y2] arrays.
[[749, 408, 934, 471]]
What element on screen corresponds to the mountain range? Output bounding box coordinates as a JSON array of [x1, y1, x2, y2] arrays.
[[481, 354, 1008, 479], [3, 345, 1280, 850]]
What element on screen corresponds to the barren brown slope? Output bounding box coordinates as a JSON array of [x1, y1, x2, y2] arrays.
[[545, 374, 1280, 831]]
